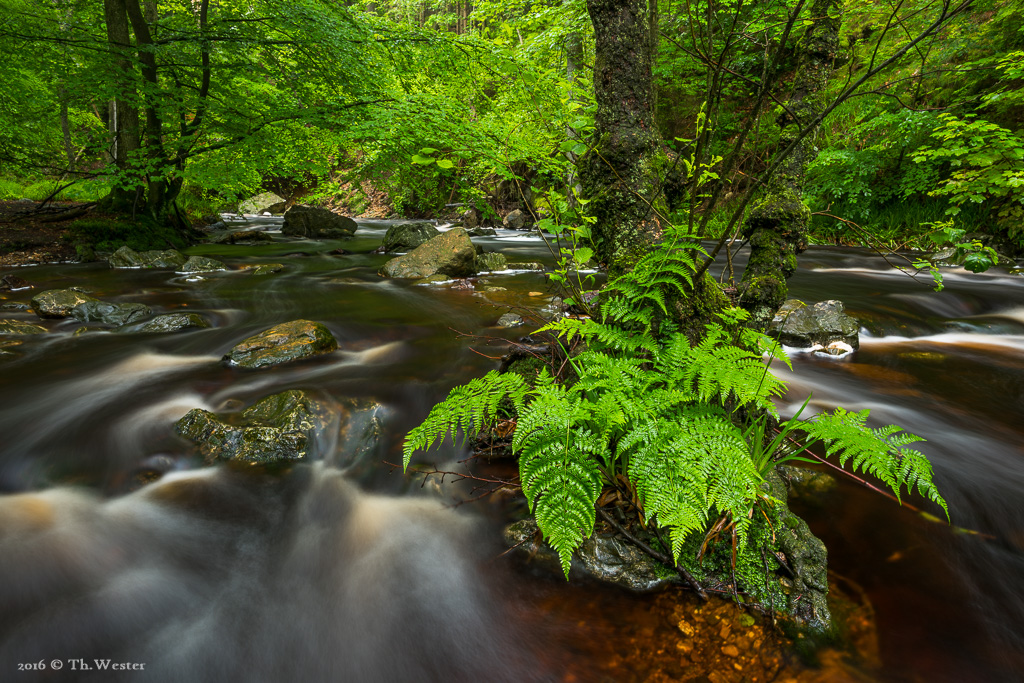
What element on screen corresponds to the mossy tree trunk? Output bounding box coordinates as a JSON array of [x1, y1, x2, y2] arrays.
[[581, 0, 729, 331], [738, 0, 842, 328], [579, 0, 665, 278]]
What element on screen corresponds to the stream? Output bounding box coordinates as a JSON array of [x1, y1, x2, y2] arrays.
[[1, 217, 1022, 681]]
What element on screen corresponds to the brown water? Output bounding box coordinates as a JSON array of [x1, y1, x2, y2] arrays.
[[0, 219, 1021, 681]]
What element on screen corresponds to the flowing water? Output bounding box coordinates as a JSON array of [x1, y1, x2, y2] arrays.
[[0, 218, 1021, 681]]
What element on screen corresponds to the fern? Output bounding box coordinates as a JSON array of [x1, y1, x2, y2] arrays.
[[402, 217, 948, 585], [402, 371, 530, 468], [802, 408, 948, 518]]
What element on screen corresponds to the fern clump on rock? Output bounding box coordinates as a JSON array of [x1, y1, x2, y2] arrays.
[[403, 224, 947, 636]]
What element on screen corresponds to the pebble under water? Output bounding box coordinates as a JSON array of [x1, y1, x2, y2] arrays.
[[1, 217, 1023, 681]]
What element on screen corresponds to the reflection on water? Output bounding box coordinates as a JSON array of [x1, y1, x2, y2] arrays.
[[1, 225, 1023, 680]]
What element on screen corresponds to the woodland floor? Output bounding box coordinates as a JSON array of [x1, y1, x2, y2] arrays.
[[0, 200, 83, 267]]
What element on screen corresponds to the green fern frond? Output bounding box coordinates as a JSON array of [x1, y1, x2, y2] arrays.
[[803, 408, 948, 518], [402, 371, 530, 467]]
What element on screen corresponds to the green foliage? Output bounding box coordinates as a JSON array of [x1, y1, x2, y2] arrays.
[[404, 223, 947, 577], [911, 114, 1024, 246]]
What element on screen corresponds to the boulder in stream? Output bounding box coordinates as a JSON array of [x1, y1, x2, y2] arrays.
[[380, 228, 477, 279], [238, 192, 285, 215], [0, 319, 47, 335], [175, 390, 384, 467], [108, 245, 188, 269], [72, 301, 152, 326], [120, 312, 211, 334], [502, 209, 529, 230], [179, 255, 228, 273], [769, 299, 859, 350], [176, 390, 334, 465], [282, 205, 357, 239], [209, 230, 273, 245], [476, 252, 508, 272], [381, 222, 441, 253], [224, 319, 338, 368], [30, 289, 101, 318]]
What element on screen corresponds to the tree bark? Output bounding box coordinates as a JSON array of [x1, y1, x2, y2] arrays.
[[102, 0, 141, 209], [738, 0, 842, 328], [579, 0, 665, 277]]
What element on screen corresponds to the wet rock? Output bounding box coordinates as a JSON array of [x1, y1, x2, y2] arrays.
[[381, 222, 440, 253], [0, 340, 23, 355], [108, 245, 187, 269], [503, 209, 529, 230], [210, 230, 273, 245], [179, 255, 227, 273], [175, 389, 335, 465], [72, 301, 152, 326], [769, 299, 859, 349], [463, 207, 481, 229], [30, 289, 101, 318], [497, 313, 523, 328], [281, 205, 357, 239], [509, 261, 545, 271], [224, 319, 338, 368], [238, 192, 284, 214], [0, 319, 47, 335], [245, 263, 285, 276], [120, 312, 211, 334], [466, 227, 497, 237], [504, 519, 680, 592], [1, 302, 29, 311], [476, 252, 508, 272], [0, 275, 31, 291], [380, 228, 477, 279]]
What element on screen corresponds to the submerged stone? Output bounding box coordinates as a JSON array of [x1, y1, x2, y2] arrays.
[[0, 275, 31, 291], [224, 319, 338, 368], [179, 255, 228, 273], [30, 289, 101, 318], [120, 312, 211, 334], [380, 228, 477, 279], [209, 230, 273, 245], [72, 301, 152, 326], [381, 222, 440, 253], [108, 245, 187, 269], [497, 313, 523, 328], [246, 263, 285, 275], [0, 319, 47, 335]]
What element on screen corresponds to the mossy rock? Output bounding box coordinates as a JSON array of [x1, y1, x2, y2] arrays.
[[476, 252, 508, 272], [0, 319, 47, 335], [769, 299, 859, 349], [119, 312, 210, 334], [108, 245, 187, 269], [380, 228, 478, 279], [175, 390, 384, 467], [381, 222, 441, 253], [224, 319, 338, 368], [179, 255, 227, 273], [30, 289, 101, 318]]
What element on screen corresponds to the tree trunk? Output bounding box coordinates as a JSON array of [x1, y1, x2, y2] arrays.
[[738, 0, 842, 328], [579, 0, 665, 277], [102, 0, 142, 210]]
